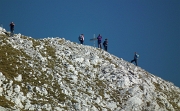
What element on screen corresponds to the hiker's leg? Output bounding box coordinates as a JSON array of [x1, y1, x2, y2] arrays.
[[104, 46, 107, 51], [135, 59, 138, 66], [131, 59, 135, 63]]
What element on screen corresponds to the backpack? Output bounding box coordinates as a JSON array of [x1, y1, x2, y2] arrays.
[[135, 54, 139, 59], [103, 40, 107, 46], [79, 35, 83, 41], [103, 41, 105, 46]]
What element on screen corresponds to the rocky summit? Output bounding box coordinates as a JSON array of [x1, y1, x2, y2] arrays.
[[0, 27, 180, 111]]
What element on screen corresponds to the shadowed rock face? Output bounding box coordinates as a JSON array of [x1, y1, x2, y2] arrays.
[[0, 27, 180, 111]]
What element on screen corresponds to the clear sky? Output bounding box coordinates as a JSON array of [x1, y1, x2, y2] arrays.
[[0, 0, 180, 87]]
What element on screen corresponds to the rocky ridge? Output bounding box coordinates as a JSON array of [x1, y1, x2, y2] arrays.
[[0, 27, 180, 111]]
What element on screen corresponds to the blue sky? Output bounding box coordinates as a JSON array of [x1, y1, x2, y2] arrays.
[[0, 0, 180, 87]]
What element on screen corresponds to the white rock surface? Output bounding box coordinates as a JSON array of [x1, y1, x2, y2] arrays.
[[0, 27, 179, 111]]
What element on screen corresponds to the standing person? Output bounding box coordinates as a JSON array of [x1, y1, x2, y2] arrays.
[[10, 22, 15, 36], [103, 39, 108, 51], [97, 34, 102, 48], [79, 34, 84, 44], [131, 52, 139, 66]]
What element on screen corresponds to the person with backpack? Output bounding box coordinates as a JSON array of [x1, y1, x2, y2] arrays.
[[131, 52, 139, 66], [103, 39, 108, 51], [10, 22, 15, 36], [79, 34, 84, 44], [97, 34, 102, 48]]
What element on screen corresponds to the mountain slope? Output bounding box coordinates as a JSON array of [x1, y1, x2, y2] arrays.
[[0, 28, 180, 111]]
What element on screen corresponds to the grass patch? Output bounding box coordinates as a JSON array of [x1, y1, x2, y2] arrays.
[[0, 37, 31, 80], [0, 96, 15, 108]]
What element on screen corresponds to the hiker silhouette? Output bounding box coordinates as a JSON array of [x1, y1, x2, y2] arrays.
[[103, 39, 108, 51], [79, 34, 84, 44], [131, 52, 139, 66], [10, 22, 15, 36], [97, 34, 102, 48]]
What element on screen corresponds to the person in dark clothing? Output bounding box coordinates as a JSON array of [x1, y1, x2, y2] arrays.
[[10, 22, 15, 36], [131, 52, 139, 66], [79, 34, 84, 44], [103, 39, 108, 51], [97, 34, 102, 48]]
